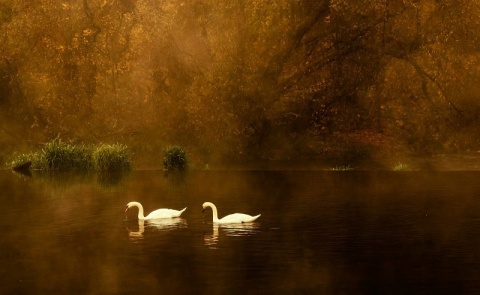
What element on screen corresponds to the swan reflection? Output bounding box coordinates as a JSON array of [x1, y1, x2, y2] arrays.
[[203, 223, 260, 247], [127, 218, 188, 239]]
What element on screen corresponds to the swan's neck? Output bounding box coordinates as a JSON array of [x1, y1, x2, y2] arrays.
[[138, 220, 145, 233], [132, 202, 145, 219], [209, 204, 220, 223]]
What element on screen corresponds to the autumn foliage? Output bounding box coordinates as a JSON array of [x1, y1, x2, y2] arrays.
[[1, 0, 479, 167]]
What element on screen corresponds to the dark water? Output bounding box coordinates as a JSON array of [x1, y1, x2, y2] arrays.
[[1, 170, 480, 294]]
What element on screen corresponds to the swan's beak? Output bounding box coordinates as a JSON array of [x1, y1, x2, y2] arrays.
[[202, 208, 205, 213], [125, 205, 129, 213]]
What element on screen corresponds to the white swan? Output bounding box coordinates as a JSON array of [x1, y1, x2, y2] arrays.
[[125, 201, 187, 220], [202, 201, 261, 224]]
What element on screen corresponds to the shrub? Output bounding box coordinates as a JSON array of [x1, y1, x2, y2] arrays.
[[93, 144, 131, 172], [163, 145, 188, 171]]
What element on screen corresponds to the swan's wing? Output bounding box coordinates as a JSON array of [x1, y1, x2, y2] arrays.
[[219, 213, 261, 224], [146, 208, 185, 219], [246, 214, 261, 222], [166, 207, 187, 217]]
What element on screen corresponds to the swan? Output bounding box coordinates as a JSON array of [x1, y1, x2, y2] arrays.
[[202, 201, 261, 224], [125, 201, 187, 220]]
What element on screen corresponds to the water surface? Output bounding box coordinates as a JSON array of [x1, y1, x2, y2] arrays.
[[1, 170, 480, 294]]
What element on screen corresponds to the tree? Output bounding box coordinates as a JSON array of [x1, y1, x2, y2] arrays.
[[1, 0, 480, 163]]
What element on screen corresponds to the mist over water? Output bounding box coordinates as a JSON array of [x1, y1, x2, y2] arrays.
[[1, 170, 480, 294]]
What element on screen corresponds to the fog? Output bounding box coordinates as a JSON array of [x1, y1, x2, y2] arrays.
[[1, 0, 479, 169]]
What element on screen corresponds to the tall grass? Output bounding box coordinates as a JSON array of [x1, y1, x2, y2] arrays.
[[41, 138, 93, 170], [6, 138, 131, 172], [93, 144, 131, 171]]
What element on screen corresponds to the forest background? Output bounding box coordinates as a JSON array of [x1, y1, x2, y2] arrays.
[[1, 0, 479, 169]]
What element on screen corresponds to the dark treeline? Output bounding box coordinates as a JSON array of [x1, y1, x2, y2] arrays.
[[1, 0, 479, 167]]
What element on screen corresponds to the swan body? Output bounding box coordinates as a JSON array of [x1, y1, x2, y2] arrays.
[[125, 201, 186, 220], [202, 201, 261, 224]]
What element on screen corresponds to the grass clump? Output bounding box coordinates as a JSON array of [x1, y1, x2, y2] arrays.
[[330, 165, 354, 171], [6, 138, 131, 172], [93, 144, 131, 172], [163, 145, 188, 171], [41, 138, 93, 170], [7, 152, 39, 170], [393, 163, 410, 171]]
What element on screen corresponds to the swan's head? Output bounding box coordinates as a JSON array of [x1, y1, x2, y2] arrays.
[[202, 202, 213, 213], [125, 201, 137, 212]]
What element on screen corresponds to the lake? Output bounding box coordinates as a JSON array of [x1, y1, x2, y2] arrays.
[[1, 169, 480, 294]]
